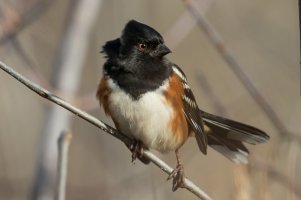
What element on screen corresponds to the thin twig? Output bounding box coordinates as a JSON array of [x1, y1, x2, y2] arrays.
[[55, 130, 72, 200], [182, 0, 290, 137], [0, 61, 212, 200]]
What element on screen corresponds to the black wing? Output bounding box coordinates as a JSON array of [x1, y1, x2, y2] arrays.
[[172, 65, 208, 154]]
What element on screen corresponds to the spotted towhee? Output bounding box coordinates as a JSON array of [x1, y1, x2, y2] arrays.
[[97, 20, 269, 190]]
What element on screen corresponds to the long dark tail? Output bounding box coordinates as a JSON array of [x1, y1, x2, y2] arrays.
[[200, 110, 270, 164]]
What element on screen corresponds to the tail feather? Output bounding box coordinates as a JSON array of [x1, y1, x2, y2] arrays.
[[200, 110, 270, 164], [208, 135, 249, 164], [201, 110, 270, 144]]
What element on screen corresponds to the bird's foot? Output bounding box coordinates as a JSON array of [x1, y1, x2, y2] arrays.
[[167, 163, 185, 191], [129, 139, 144, 163]]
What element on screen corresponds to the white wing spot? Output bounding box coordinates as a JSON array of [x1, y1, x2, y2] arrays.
[[172, 66, 187, 82], [190, 118, 203, 132], [183, 95, 197, 108], [183, 83, 190, 89]]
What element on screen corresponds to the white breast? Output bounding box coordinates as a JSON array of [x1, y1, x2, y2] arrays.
[[107, 79, 180, 153]]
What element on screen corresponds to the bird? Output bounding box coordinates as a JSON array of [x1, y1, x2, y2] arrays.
[[96, 20, 270, 191]]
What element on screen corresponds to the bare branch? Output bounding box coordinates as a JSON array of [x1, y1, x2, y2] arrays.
[[0, 61, 212, 200], [55, 130, 72, 200]]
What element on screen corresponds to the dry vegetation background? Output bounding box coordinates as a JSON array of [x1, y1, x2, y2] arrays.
[[0, 0, 300, 199]]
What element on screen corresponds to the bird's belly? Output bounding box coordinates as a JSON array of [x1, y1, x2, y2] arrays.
[[107, 80, 183, 153]]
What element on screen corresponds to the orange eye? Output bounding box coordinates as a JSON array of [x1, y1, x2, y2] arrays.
[[138, 43, 147, 51]]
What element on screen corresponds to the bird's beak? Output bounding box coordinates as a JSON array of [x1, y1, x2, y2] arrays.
[[156, 44, 171, 57]]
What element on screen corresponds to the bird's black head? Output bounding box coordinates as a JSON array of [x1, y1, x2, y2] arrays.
[[101, 20, 173, 99], [120, 20, 171, 58]]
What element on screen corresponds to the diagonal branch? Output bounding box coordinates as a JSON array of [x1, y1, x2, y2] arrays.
[[0, 61, 212, 200]]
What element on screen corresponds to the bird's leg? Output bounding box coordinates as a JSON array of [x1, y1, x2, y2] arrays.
[[167, 149, 185, 191], [129, 139, 145, 163]]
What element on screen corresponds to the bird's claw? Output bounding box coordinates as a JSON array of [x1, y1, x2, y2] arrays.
[[130, 140, 144, 163], [167, 164, 185, 191]]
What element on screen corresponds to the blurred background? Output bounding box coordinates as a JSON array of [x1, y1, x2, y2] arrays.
[[0, 0, 299, 199]]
